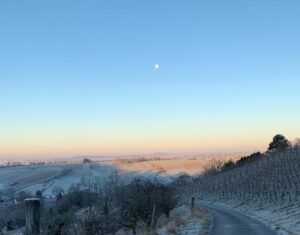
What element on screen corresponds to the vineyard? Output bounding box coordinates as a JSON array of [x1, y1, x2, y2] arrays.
[[191, 147, 300, 203]]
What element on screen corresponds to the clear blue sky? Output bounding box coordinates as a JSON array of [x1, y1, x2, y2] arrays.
[[1, 0, 300, 158]]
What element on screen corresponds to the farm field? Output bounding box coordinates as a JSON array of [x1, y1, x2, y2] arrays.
[[0, 156, 237, 196], [0, 165, 63, 192], [0, 163, 118, 196], [107, 156, 237, 176]]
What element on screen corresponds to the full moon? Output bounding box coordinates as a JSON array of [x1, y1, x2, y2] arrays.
[[154, 64, 160, 69]]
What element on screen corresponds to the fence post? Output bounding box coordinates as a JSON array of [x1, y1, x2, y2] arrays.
[[25, 198, 40, 235], [191, 196, 195, 216], [151, 203, 156, 227]]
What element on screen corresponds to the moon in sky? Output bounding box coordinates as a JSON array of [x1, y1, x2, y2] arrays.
[[154, 64, 160, 69]]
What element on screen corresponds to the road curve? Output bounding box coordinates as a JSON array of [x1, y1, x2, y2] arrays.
[[199, 202, 276, 235]]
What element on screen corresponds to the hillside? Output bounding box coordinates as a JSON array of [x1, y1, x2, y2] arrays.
[[190, 147, 300, 234]]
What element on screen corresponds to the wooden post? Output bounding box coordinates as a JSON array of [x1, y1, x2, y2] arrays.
[[191, 196, 195, 216], [151, 203, 156, 227], [25, 198, 40, 235]]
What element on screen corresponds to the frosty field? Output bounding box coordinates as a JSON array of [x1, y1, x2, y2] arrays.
[[0, 156, 234, 196]]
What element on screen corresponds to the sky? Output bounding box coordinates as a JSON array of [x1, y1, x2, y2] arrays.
[[1, 0, 300, 159]]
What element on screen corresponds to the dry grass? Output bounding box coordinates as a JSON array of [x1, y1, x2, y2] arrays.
[[107, 156, 239, 176], [156, 205, 209, 235]]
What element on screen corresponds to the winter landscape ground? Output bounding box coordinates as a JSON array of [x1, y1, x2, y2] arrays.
[[0, 155, 236, 197], [2, 1, 300, 234], [187, 141, 300, 235], [1, 139, 300, 235]]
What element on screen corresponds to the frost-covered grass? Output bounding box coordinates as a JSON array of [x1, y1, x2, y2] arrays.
[[1, 156, 235, 196], [0, 163, 119, 195], [189, 148, 300, 235], [156, 205, 210, 235], [21, 163, 119, 195], [0, 164, 63, 194], [115, 205, 211, 235]]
